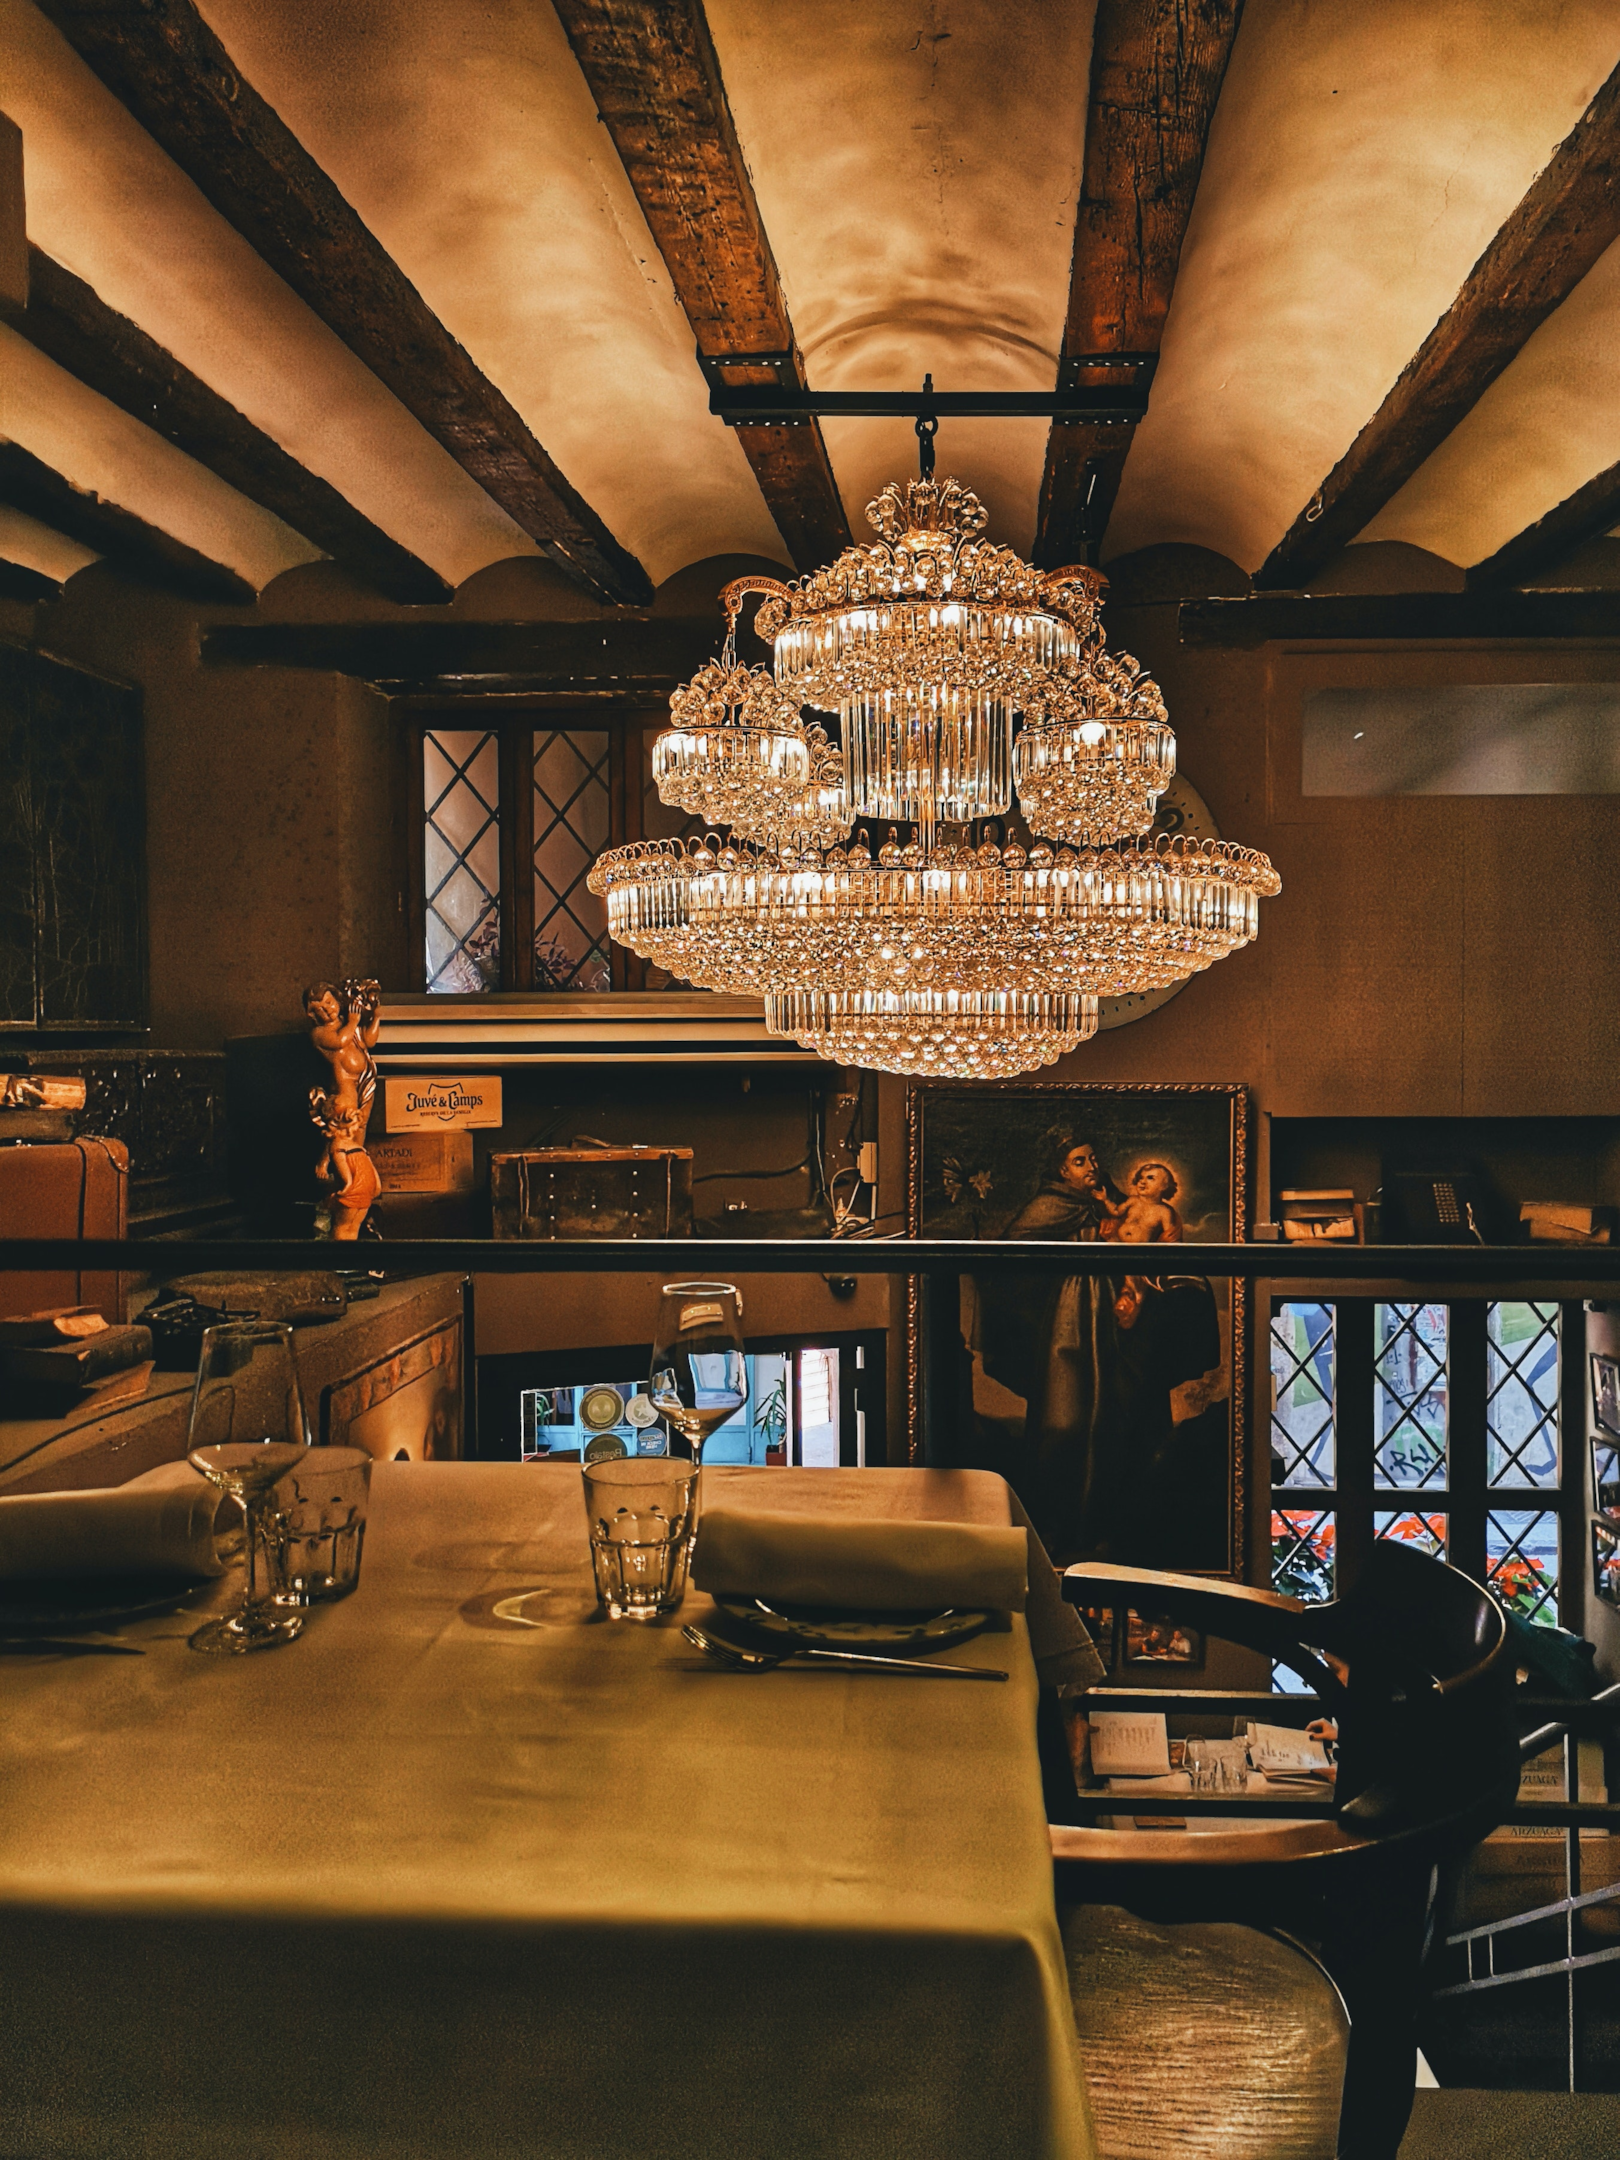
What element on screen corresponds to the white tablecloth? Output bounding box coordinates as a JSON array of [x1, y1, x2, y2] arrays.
[[0, 1462, 1095, 2160]]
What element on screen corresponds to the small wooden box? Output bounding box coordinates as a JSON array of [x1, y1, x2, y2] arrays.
[[371, 1131, 477, 1194], [490, 1147, 694, 1239]]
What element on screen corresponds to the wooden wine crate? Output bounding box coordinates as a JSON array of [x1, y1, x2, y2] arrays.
[[490, 1147, 693, 1239]]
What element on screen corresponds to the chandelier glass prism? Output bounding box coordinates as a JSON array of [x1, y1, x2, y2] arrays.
[[590, 467, 1278, 1079]]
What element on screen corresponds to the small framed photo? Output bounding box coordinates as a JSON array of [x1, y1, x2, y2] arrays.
[[1594, 1435, 1620, 1519], [1594, 1520, 1620, 1609], [1125, 1610, 1205, 1667], [1593, 1353, 1620, 1439]]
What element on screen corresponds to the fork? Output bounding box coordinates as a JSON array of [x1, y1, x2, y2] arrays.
[[681, 1623, 1006, 1681]]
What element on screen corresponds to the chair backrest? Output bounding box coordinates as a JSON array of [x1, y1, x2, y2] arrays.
[[1301, 1541, 1519, 1846], [1060, 1544, 1521, 1864]]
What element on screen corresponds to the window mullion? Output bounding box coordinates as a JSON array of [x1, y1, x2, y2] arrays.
[[1335, 1297, 1375, 1593], [1559, 1300, 1588, 1627], [1449, 1300, 1489, 1586], [509, 725, 536, 991]]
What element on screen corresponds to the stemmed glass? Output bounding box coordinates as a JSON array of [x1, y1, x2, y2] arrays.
[[186, 1321, 312, 1654], [649, 1281, 748, 1464]]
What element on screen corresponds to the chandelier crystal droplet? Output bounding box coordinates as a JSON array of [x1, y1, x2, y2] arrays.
[[590, 469, 1279, 1079]]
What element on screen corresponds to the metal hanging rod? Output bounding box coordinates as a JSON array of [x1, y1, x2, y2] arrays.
[[697, 352, 1157, 427]]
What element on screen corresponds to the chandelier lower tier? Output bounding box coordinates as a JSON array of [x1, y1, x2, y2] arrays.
[[589, 455, 1279, 1079], [588, 834, 1280, 1000], [763, 989, 1099, 1079]]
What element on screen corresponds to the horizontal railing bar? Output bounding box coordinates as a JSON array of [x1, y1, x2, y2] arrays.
[[1493, 1803, 1620, 1828], [1449, 1878, 1620, 1944], [1058, 1795, 1620, 1826], [1057, 1793, 1338, 1820], [1082, 1689, 1322, 1714], [6, 1237, 1620, 1281], [1434, 1941, 1620, 1994]]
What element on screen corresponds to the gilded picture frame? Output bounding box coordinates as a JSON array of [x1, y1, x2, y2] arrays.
[[906, 1081, 1248, 1577]]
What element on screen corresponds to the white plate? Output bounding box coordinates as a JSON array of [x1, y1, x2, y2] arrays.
[[0, 1573, 202, 1636], [712, 1595, 991, 1653]]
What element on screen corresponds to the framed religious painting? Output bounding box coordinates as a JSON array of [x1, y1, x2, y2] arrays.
[[906, 1082, 1247, 1576]]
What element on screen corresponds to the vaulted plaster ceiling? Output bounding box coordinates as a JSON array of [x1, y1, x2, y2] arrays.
[[1107, 0, 1620, 572], [2, 0, 1620, 601], [704, 0, 1095, 551]]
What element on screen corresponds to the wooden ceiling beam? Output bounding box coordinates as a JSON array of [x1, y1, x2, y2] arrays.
[[0, 442, 252, 602], [551, 0, 850, 569], [2, 249, 450, 605], [201, 614, 758, 690], [1259, 61, 1620, 592], [34, 0, 650, 607], [1034, 0, 1246, 569], [1466, 458, 1620, 589], [1180, 588, 1620, 645]]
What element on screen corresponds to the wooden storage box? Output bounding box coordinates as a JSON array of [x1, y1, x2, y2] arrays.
[[490, 1147, 693, 1239], [372, 1131, 476, 1193]]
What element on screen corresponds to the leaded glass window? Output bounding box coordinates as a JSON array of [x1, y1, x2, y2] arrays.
[[1271, 1294, 1576, 1643], [1486, 1509, 1560, 1626], [1270, 1300, 1335, 1487], [424, 729, 500, 992], [1487, 1301, 1560, 1487], [415, 721, 714, 993], [532, 730, 611, 990], [1375, 1509, 1447, 1558], [1272, 1508, 1335, 1602], [1374, 1302, 1448, 1489]]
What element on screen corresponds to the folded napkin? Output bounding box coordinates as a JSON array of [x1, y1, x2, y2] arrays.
[[692, 1504, 1028, 1612], [0, 1461, 229, 1582]]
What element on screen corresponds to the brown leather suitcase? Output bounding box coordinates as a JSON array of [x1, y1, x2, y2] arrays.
[[0, 1138, 129, 1322]]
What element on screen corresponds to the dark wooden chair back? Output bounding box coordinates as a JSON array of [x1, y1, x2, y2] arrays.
[[1052, 1546, 1522, 2158]]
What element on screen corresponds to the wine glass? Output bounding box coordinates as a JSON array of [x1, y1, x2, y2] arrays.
[[649, 1281, 748, 1464], [186, 1321, 312, 1654]]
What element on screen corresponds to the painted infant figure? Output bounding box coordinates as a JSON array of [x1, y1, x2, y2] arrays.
[[1102, 1160, 1184, 1245]]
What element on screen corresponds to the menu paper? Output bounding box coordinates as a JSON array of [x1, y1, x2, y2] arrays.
[[1087, 1712, 1170, 1778], [1246, 1721, 1331, 1776]]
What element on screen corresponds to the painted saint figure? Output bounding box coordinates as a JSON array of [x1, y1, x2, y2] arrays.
[[304, 978, 382, 1240], [973, 1129, 1224, 1566]]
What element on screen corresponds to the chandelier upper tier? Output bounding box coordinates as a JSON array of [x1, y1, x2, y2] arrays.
[[590, 461, 1278, 1079]]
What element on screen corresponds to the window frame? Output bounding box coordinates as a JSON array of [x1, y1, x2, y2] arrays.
[[1269, 1293, 1588, 1624], [403, 705, 672, 993]]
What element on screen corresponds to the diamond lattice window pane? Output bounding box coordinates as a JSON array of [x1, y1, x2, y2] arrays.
[[1272, 1509, 1334, 1602], [1486, 1509, 1559, 1628], [424, 729, 500, 993], [1270, 1301, 1335, 1487], [534, 730, 611, 990], [1374, 1302, 1448, 1489], [1374, 1509, 1447, 1558], [1487, 1302, 1560, 1488]]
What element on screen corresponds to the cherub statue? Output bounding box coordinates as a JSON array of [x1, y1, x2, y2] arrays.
[[304, 978, 382, 1240]]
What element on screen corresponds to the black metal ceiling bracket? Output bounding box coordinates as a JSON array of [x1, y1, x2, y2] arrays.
[[698, 350, 1158, 427]]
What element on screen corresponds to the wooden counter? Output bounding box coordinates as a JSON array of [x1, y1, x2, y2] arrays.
[[0, 1275, 467, 1493]]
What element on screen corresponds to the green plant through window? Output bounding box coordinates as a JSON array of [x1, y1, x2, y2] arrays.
[[1272, 1509, 1334, 1602]]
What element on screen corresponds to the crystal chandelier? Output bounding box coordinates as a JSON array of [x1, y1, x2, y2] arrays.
[[590, 443, 1279, 1080]]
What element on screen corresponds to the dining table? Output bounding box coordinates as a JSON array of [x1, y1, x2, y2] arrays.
[[0, 1460, 1098, 2160]]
